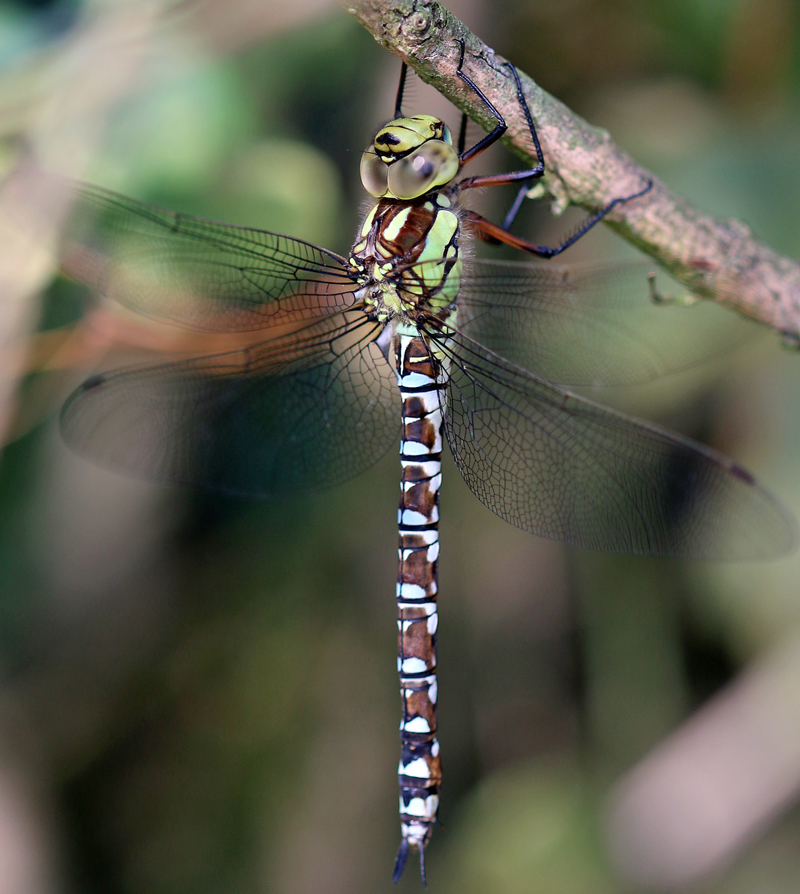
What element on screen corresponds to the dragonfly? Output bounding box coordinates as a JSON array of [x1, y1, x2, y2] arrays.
[[55, 42, 794, 884]]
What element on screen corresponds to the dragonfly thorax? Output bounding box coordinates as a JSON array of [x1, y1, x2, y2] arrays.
[[350, 192, 462, 324]]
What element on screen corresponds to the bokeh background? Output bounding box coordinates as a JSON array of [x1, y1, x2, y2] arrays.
[[1, 0, 800, 891]]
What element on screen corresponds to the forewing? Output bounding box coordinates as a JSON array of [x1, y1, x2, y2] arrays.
[[456, 259, 751, 387], [61, 183, 357, 331], [431, 328, 794, 559], [60, 314, 400, 497]]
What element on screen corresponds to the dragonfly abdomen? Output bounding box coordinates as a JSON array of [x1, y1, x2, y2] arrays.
[[393, 332, 445, 883]]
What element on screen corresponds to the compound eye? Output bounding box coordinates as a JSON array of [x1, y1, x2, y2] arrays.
[[360, 149, 389, 197], [387, 140, 459, 200]]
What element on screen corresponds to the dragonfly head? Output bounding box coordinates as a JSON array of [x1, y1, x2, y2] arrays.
[[361, 115, 459, 200]]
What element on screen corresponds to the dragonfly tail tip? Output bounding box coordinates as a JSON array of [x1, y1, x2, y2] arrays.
[[392, 839, 409, 883]]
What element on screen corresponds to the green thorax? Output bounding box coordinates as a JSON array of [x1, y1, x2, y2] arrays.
[[349, 190, 461, 324]]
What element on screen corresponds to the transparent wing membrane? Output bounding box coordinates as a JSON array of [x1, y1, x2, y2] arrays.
[[57, 183, 793, 557], [456, 259, 751, 387], [60, 314, 399, 497], [62, 183, 357, 331], [428, 326, 794, 559]]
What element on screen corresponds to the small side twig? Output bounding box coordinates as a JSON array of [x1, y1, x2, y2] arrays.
[[344, 0, 800, 341]]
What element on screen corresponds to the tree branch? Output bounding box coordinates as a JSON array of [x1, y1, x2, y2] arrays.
[[343, 0, 800, 340]]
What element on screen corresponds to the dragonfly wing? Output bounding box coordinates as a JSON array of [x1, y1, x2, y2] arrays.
[[430, 327, 794, 559], [60, 314, 399, 497], [62, 183, 357, 331], [456, 259, 751, 387]]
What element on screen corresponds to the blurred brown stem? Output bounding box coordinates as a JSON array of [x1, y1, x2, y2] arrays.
[[344, 0, 800, 340]]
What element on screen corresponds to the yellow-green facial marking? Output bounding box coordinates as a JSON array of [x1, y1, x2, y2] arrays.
[[373, 116, 450, 159], [360, 116, 459, 201]]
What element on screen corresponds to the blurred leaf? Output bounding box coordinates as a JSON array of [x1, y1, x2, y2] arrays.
[[87, 62, 257, 197], [436, 760, 616, 894]]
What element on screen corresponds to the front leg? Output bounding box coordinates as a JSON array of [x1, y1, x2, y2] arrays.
[[463, 176, 653, 258]]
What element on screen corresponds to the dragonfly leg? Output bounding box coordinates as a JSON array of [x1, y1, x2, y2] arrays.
[[463, 178, 653, 258], [502, 182, 533, 231], [457, 111, 468, 156], [456, 48, 552, 234], [457, 49, 545, 190], [457, 48, 653, 251], [395, 61, 408, 119], [455, 38, 507, 165]]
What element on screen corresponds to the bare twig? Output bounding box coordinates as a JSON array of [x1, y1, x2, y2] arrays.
[[343, 0, 800, 340]]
